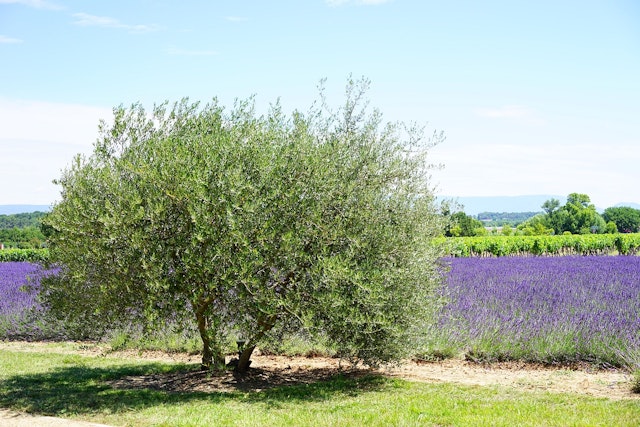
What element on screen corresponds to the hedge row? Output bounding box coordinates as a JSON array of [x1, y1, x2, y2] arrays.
[[3, 235, 640, 262], [438, 233, 640, 257], [0, 248, 49, 263]]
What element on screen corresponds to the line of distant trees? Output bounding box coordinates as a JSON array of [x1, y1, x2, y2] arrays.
[[3, 195, 639, 246], [446, 193, 640, 237], [476, 211, 541, 227], [0, 212, 47, 249]]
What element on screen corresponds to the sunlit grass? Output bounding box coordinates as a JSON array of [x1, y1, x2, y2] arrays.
[[1, 344, 639, 427]]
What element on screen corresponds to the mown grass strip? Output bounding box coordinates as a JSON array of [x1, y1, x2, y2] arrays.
[[1, 344, 639, 427]]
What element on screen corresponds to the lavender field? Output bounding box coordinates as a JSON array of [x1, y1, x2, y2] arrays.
[[2, 257, 640, 369], [428, 256, 640, 367]]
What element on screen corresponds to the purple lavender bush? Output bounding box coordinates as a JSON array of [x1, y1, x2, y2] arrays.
[[424, 256, 640, 368], [1, 262, 202, 347], [0, 262, 64, 340]]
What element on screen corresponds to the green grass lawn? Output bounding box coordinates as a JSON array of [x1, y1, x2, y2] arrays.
[[1, 343, 639, 427]]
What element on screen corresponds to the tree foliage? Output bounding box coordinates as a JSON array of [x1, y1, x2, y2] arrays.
[[522, 193, 606, 235], [0, 211, 47, 229], [602, 206, 640, 233], [554, 193, 606, 234], [476, 211, 539, 227], [0, 212, 47, 249], [0, 227, 46, 249], [517, 214, 553, 236], [444, 211, 485, 237], [42, 79, 445, 372]]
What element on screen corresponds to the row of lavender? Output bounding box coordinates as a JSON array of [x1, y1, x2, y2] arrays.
[[426, 256, 640, 367], [0, 262, 51, 339], [2, 257, 640, 368]]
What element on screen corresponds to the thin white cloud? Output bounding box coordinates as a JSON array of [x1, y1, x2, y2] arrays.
[[475, 105, 544, 125], [167, 46, 218, 56], [72, 12, 160, 33], [0, 35, 23, 44], [0, 0, 62, 9]]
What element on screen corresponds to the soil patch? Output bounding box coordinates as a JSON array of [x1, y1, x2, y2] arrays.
[[102, 353, 639, 400], [1, 342, 637, 399]]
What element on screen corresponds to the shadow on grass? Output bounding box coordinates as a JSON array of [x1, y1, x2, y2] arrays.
[[0, 362, 390, 416]]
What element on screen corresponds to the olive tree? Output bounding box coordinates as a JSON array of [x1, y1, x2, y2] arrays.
[[43, 79, 445, 373]]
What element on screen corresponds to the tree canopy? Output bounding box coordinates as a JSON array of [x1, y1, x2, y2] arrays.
[[519, 193, 607, 235], [0, 211, 47, 229], [551, 193, 606, 234], [0, 212, 47, 249], [602, 206, 640, 233], [42, 79, 446, 372], [444, 211, 486, 237], [0, 227, 46, 249]]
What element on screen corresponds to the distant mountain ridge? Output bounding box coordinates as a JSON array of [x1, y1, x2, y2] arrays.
[[2, 199, 639, 217], [439, 195, 562, 216], [0, 205, 51, 215], [440, 195, 640, 216]]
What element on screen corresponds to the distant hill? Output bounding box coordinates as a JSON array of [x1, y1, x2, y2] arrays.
[[0, 205, 51, 215], [2, 199, 638, 217], [440, 196, 640, 215], [440, 195, 564, 216], [0, 211, 48, 229], [476, 211, 541, 226], [0, 210, 48, 248]]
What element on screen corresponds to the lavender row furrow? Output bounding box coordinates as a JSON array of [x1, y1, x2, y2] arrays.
[[0, 262, 42, 313], [435, 256, 640, 365], [0, 262, 47, 338]]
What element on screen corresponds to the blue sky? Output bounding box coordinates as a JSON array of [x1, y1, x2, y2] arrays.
[[1, 0, 638, 209]]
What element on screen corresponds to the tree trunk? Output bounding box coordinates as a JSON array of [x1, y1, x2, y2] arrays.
[[235, 314, 278, 374], [236, 345, 256, 373], [195, 305, 225, 370]]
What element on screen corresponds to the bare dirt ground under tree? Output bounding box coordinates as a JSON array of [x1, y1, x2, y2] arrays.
[[1, 342, 638, 426]]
